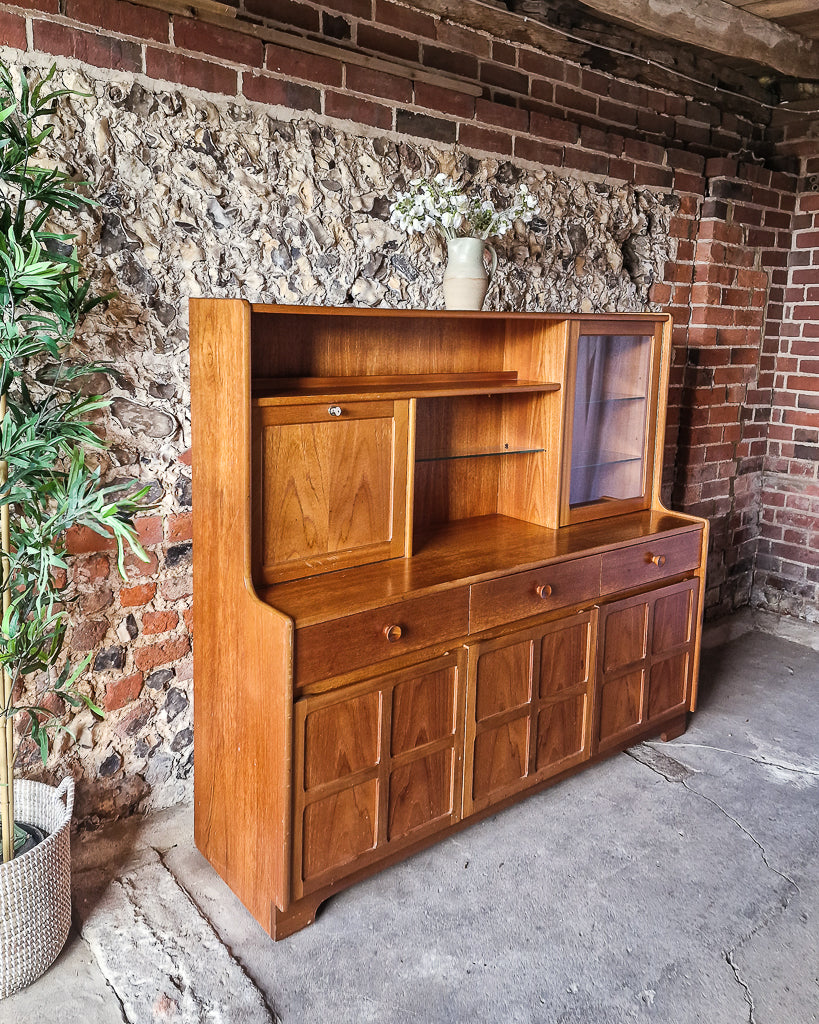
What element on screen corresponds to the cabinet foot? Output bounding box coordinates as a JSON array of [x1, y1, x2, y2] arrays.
[[659, 714, 688, 743], [270, 893, 324, 940]]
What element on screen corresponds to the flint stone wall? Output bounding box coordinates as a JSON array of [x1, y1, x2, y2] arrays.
[[12, 57, 677, 822]]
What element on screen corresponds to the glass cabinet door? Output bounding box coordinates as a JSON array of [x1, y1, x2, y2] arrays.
[[562, 324, 662, 525]]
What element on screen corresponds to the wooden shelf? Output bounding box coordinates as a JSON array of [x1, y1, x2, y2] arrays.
[[252, 372, 560, 404]]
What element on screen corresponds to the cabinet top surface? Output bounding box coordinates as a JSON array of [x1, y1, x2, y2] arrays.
[[245, 303, 668, 323], [260, 511, 702, 627], [190, 298, 669, 324]]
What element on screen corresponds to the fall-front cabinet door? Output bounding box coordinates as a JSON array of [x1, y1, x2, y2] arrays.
[[464, 611, 595, 816], [252, 399, 410, 585]]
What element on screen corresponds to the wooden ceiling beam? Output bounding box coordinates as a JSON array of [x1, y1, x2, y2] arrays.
[[572, 0, 819, 79]]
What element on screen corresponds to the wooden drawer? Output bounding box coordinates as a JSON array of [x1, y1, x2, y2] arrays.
[[469, 555, 601, 633], [601, 529, 702, 594], [295, 589, 469, 685]]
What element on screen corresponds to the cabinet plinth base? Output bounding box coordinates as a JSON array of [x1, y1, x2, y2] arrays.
[[271, 893, 325, 940], [660, 713, 688, 743]]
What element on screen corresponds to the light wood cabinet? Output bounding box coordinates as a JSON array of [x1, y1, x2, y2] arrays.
[[191, 302, 708, 940]]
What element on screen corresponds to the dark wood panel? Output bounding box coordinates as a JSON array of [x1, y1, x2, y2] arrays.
[[470, 554, 600, 632], [391, 667, 456, 756], [302, 780, 378, 882], [472, 715, 530, 801], [304, 691, 380, 790], [539, 619, 591, 697], [475, 639, 533, 721], [535, 695, 586, 770], [648, 653, 690, 719], [388, 749, 453, 841], [602, 601, 648, 672], [598, 669, 644, 742], [653, 586, 694, 654], [294, 648, 466, 899]]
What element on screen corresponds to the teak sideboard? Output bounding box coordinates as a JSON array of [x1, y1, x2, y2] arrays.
[[190, 300, 708, 939]]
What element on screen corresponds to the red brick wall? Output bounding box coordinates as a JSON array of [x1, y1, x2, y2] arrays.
[[756, 170, 819, 622], [6, 0, 814, 628]]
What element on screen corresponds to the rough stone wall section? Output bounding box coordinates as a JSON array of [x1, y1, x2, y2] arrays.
[[755, 168, 819, 623], [4, 52, 678, 820]]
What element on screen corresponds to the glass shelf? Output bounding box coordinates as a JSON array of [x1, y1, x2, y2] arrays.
[[571, 450, 643, 470], [416, 447, 546, 464], [578, 394, 646, 406]]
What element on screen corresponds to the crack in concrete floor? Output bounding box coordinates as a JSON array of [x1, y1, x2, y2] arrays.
[[648, 740, 819, 779], [725, 949, 757, 1024], [625, 741, 808, 1024], [626, 745, 801, 894]]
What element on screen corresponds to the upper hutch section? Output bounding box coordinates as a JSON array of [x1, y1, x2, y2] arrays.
[[208, 303, 671, 588]]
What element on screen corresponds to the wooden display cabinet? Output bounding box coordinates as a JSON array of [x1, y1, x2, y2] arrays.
[[191, 301, 708, 940]]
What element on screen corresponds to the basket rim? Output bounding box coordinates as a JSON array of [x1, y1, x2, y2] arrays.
[[1, 778, 74, 870]]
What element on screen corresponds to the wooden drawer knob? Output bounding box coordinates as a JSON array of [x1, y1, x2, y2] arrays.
[[328, 405, 342, 417], [650, 553, 667, 567], [383, 624, 403, 642], [535, 584, 553, 598]]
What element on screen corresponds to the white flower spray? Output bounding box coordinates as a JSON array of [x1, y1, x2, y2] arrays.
[[389, 172, 539, 242]]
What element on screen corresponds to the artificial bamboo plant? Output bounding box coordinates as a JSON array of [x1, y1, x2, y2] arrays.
[[0, 60, 147, 863]]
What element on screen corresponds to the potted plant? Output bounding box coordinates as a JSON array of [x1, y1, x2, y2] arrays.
[[0, 60, 147, 998]]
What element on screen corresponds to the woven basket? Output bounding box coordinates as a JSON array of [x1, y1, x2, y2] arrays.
[[0, 777, 74, 1000]]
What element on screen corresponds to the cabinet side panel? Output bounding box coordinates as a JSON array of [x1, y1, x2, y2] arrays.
[[191, 298, 292, 924]]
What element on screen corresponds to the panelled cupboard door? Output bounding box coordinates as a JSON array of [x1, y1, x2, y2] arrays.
[[595, 578, 699, 753], [293, 649, 466, 899], [252, 399, 410, 585], [464, 611, 595, 816]]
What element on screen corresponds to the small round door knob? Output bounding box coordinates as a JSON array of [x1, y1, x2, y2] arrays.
[[383, 624, 403, 642], [650, 553, 667, 567], [535, 584, 553, 598], [328, 405, 342, 417]]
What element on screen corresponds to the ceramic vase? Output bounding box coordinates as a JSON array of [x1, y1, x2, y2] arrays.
[[442, 237, 497, 310]]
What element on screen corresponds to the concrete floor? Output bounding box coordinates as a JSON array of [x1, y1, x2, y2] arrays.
[[3, 622, 818, 1024]]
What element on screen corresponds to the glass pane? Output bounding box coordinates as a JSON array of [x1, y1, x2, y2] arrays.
[[569, 334, 651, 509]]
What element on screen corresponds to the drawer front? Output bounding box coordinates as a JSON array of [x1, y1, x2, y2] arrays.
[[601, 530, 702, 594], [469, 555, 601, 633], [295, 589, 469, 685]]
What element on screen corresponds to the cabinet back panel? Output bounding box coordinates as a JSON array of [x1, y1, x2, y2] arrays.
[[251, 313, 512, 379], [413, 458, 502, 528]]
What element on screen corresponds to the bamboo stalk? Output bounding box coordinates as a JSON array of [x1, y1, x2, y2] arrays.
[[0, 390, 11, 863]]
